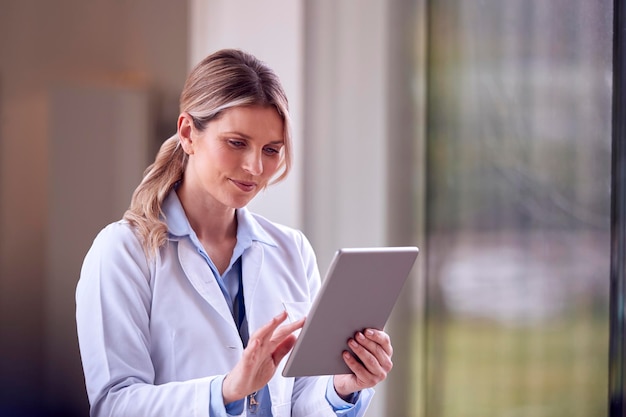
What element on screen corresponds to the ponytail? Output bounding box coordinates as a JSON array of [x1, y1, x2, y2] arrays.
[[123, 134, 187, 257]]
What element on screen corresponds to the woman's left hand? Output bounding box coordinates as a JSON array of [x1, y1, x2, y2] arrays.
[[332, 328, 393, 400]]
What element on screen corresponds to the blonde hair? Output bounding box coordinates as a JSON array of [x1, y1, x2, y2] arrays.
[[123, 49, 293, 256]]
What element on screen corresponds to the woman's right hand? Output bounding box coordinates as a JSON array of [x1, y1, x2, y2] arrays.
[[222, 310, 305, 404]]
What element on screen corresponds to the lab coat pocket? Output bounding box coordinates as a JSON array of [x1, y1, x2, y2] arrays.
[[282, 301, 311, 323], [282, 301, 311, 338]]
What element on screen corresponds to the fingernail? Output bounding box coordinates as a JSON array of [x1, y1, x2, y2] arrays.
[[366, 329, 374, 336], [356, 332, 365, 341], [349, 339, 358, 348]]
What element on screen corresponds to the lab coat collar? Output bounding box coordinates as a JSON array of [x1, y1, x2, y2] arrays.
[[177, 237, 237, 329], [236, 206, 277, 248]]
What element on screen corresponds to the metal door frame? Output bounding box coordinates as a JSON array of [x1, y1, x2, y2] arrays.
[[609, 0, 626, 415]]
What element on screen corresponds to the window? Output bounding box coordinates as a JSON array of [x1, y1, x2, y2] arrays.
[[422, 2, 613, 416]]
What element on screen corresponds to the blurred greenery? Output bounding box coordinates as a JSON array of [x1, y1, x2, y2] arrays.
[[420, 315, 608, 417]]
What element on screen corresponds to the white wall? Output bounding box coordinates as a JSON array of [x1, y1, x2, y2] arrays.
[[302, 1, 390, 269], [303, 4, 392, 416]]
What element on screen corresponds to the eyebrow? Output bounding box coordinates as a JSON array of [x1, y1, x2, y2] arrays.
[[223, 131, 284, 145]]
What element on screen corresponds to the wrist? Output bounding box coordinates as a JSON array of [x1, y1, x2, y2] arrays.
[[332, 376, 356, 401], [222, 373, 246, 405]]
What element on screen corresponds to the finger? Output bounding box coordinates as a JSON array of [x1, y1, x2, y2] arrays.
[[252, 311, 290, 342], [349, 336, 392, 375], [271, 317, 305, 343], [272, 334, 297, 364], [348, 338, 379, 373], [354, 332, 393, 369], [363, 329, 393, 357], [342, 350, 366, 374], [341, 350, 377, 388], [240, 338, 262, 363]]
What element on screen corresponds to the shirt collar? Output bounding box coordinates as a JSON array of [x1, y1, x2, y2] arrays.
[[161, 189, 276, 248]]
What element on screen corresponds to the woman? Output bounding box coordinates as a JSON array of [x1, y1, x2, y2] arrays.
[[76, 48, 393, 417]]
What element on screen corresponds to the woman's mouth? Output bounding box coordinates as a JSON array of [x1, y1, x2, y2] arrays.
[[230, 179, 257, 192]]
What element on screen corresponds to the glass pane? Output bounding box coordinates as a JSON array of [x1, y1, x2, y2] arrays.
[[423, 1, 613, 416]]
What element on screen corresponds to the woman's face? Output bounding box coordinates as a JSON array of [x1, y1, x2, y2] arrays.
[[181, 105, 285, 210]]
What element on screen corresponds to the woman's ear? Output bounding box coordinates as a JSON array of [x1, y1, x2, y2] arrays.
[[177, 112, 195, 155]]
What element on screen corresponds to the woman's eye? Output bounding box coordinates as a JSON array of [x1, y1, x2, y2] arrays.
[[264, 147, 280, 155], [228, 139, 246, 148]]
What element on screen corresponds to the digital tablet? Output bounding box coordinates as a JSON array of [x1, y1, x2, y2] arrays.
[[282, 246, 419, 377]]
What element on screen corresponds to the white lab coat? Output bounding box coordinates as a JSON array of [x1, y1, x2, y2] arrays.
[[76, 202, 373, 417]]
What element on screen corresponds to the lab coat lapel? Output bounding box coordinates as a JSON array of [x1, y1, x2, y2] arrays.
[[177, 238, 236, 329], [242, 242, 264, 331]]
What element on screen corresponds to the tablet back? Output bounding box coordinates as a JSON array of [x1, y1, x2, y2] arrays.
[[282, 246, 419, 377]]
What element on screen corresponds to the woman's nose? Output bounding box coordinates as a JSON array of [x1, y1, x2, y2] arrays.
[[242, 150, 263, 176]]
